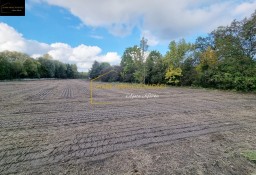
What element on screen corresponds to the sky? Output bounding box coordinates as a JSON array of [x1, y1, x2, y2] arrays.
[[0, 0, 255, 72]]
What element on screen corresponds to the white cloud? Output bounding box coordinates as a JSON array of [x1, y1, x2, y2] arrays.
[[232, 1, 256, 17], [96, 52, 120, 63], [72, 45, 102, 62], [141, 30, 159, 46], [0, 22, 121, 72], [37, 0, 256, 41], [0, 23, 26, 52]]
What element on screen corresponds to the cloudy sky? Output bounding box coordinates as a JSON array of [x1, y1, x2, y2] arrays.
[[0, 0, 255, 71]]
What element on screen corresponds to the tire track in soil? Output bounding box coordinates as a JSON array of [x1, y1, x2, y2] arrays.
[[0, 120, 241, 174], [0, 100, 221, 125], [0, 83, 52, 102], [26, 87, 55, 101], [1, 107, 254, 134], [60, 88, 74, 99], [0, 111, 208, 130], [0, 119, 231, 152], [1, 80, 255, 175]]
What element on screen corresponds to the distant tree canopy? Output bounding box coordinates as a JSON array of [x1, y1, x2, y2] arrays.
[[88, 61, 121, 82], [88, 11, 256, 91], [0, 51, 79, 80]]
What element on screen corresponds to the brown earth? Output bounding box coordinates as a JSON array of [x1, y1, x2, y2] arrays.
[[0, 79, 255, 175]]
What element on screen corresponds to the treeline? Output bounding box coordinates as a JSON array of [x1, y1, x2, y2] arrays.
[[89, 11, 256, 91], [0, 51, 86, 80]]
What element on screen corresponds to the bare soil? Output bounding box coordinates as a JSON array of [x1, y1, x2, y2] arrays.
[[0, 80, 255, 175]]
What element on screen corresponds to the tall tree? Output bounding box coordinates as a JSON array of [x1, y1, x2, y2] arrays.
[[100, 65, 121, 82], [140, 37, 149, 84], [241, 11, 256, 60], [89, 61, 101, 79], [145, 51, 165, 84], [11, 59, 26, 78], [38, 55, 55, 78], [165, 39, 192, 67], [180, 57, 197, 86], [196, 47, 218, 73], [71, 64, 79, 78], [120, 46, 140, 82], [23, 58, 40, 78], [164, 39, 192, 85], [0, 56, 11, 80], [89, 61, 110, 80]]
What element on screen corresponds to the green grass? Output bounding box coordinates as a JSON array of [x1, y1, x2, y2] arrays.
[[241, 150, 256, 162]]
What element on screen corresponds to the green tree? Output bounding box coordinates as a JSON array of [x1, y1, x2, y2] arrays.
[[54, 60, 61, 78], [145, 51, 165, 84], [180, 57, 197, 86], [164, 39, 192, 85], [0, 51, 30, 79], [89, 61, 102, 79], [23, 58, 40, 78], [99, 62, 111, 74], [100, 65, 121, 82], [0, 51, 30, 62], [66, 64, 72, 78], [165, 65, 182, 85], [120, 46, 139, 82], [0, 56, 11, 80], [132, 46, 144, 83], [196, 47, 218, 73], [140, 37, 149, 84], [193, 11, 256, 91], [88, 61, 110, 80], [71, 64, 79, 78], [165, 39, 192, 67], [0, 51, 82, 80], [241, 11, 256, 59], [11, 60, 26, 78], [38, 55, 55, 78]]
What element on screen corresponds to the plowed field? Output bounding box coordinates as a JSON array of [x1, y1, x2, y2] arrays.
[[0, 80, 255, 175]]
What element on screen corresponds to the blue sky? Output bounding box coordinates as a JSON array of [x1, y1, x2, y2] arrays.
[[0, 3, 142, 54], [0, 0, 255, 71]]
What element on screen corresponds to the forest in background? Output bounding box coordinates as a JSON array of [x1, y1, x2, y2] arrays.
[[0, 11, 255, 91], [89, 11, 256, 91], [0, 52, 88, 80]]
